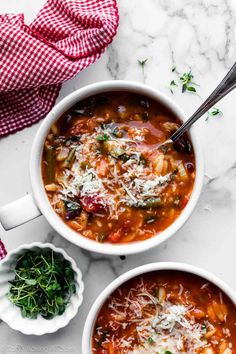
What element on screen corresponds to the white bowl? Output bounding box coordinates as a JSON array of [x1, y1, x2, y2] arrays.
[[82, 262, 236, 353], [0, 81, 204, 255], [0, 242, 84, 335]]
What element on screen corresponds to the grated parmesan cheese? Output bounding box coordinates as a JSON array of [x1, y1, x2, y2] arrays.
[[54, 124, 173, 219], [103, 280, 211, 354]]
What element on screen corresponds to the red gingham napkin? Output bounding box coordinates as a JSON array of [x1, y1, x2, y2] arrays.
[[0, 0, 119, 137], [0, 240, 7, 260]]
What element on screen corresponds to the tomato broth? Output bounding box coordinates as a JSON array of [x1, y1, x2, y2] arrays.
[[92, 271, 236, 353]]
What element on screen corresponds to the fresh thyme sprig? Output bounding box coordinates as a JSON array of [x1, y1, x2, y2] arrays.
[[169, 80, 178, 94], [169, 65, 223, 120], [209, 107, 223, 116], [179, 71, 198, 93], [138, 58, 148, 76], [206, 107, 223, 120], [169, 68, 199, 94]]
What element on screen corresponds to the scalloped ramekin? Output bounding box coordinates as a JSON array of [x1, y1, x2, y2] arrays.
[[0, 242, 84, 335]]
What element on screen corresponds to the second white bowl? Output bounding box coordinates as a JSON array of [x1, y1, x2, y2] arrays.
[[82, 262, 236, 353]]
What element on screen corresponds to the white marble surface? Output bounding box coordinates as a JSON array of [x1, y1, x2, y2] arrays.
[[1, 0, 236, 352]]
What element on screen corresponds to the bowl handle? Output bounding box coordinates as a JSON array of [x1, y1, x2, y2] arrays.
[[0, 194, 41, 230]]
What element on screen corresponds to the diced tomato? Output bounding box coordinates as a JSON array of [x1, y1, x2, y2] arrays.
[[80, 195, 107, 213], [70, 119, 88, 135], [97, 158, 109, 177], [108, 228, 123, 243]]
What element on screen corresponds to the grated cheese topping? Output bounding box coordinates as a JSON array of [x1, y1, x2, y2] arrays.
[[55, 124, 173, 218], [94, 279, 231, 354]]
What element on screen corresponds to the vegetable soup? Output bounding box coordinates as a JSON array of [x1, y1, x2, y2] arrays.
[[92, 271, 236, 353], [42, 92, 195, 243]]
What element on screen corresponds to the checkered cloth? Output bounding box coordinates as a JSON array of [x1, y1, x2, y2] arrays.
[[0, 0, 119, 137], [0, 240, 7, 260]]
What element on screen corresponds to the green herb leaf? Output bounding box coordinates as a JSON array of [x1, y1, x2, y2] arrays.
[[171, 65, 176, 72], [182, 83, 187, 93], [138, 58, 148, 68], [206, 107, 223, 121], [138, 58, 149, 75], [147, 337, 155, 344], [209, 107, 223, 116], [201, 324, 207, 333], [180, 71, 194, 83], [169, 80, 178, 94], [96, 133, 109, 141], [170, 80, 178, 86], [187, 86, 196, 92]]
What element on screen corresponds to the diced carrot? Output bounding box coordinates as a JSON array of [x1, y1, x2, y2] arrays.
[[108, 343, 115, 354], [97, 158, 109, 177], [190, 308, 205, 319]]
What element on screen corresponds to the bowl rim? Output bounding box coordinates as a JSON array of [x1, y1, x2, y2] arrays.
[[82, 261, 236, 353], [30, 80, 204, 255], [0, 242, 84, 335]]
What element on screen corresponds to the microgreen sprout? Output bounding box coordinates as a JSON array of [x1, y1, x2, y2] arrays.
[[8, 250, 76, 319]]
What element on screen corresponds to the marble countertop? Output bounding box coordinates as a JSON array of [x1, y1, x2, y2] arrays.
[[1, 0, 236, 353]]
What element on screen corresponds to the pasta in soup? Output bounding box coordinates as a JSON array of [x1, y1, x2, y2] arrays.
[[42, 92, 195, 243], [92, 271, 236, 353]]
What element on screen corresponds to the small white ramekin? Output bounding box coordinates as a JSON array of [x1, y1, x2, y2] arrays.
[[82, 262, 236, 353], [0, 242, 84, 335], [0, 81, 204, 255]]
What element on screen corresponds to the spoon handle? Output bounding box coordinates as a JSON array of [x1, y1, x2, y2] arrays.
[[170, 62, 236, 142]]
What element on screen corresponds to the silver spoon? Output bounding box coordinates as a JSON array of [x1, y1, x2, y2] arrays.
[[168, 61, 236, 143]]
